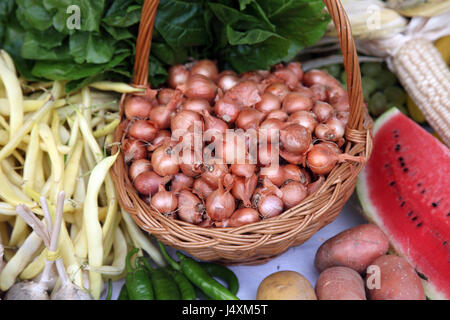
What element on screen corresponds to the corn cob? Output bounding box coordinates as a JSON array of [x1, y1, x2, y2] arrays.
[[387, 0, 450, 17], [391, 38, 450, 146]]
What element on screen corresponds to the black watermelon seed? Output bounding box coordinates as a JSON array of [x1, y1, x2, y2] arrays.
[[400, 162, 405, 167], [416, 222, 423, 227], [395, 144, 401, 151], [432, 202, 438, 208], [400, 201, 406, 207], [407, 211, 413, 217], [416, 271, 429, 281], [443, 241, 448, 246], [398, 157, 404, 162], [411, 216, 418, 221], [403, 168, 409, 173], [389, 181, 396, 186], [417, 182, 422, 187], [421, 189, 426, 194]]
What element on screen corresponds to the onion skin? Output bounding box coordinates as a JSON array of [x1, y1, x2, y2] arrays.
[[283, 164, 310, 185], [282, 92, 313, 114], [190, 60, 219, 80], [134, 171, 168, 196], [158, 88, 178, 105], [178, 74, 217, 102], [171, 109, 202, 134], [230, 163, 256, 178], [231, 174, 258, 207], [312, 101, 334, 123], [235, 107, 264, 131], [225, 81, 261, 107], [177, 190, 205, 224], [202, 109, 229, 135], [288, 111, 318, 133], [266, 109, 288, 122], [257, 194, 284, 219], [310, 84, 328, 102], [217, 74, 240, 92], [215, 208, 260, 228], [280, 123, 312, 155], [255, 92, 281, 114], [201, 163, 229, 188], [129, 159, 152, 182], [171, 173, 194, 193], [124, 96, 153, 120], [151, 145, 180, 176], [179, 150, 202, 177], [259, 165, 285, 187], [273, 67, 299, 90], [264, 82, 290, 101], [193, 177, 216, 200], [213, 96, 241, 123], [182, 98, 212, 114], [123, 139, 147, 163], [148, 104, 176, 129], [128, 119, 158, 141], [205, 179, 236, 222], [286, 62, 304, 81], [168, 65, 189, 89], [151, 185, 178, 216], [280, 180, 307, 209]]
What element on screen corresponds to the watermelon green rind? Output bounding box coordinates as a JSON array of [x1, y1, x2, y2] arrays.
[[356, 107, 450, 300]]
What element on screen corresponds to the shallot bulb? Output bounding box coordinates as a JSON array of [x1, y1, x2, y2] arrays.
[[280, 123, 312, 155], [309, 84, 328, 102], [259, 118, 284, 143], [158, 88, 178, 105], [134, 171, 170, 196], [255, 92, 281, 114], [205, 177, 236, 222], [331, 95, 350, 112], [171, 173, 194, 193], [202, 109, 229, 135], [148, 104, 175, 129], [265, 109, 288, 122], [171, 109, 202, 134], [253, 184, 284, 219], [288, 111, 318, 133], [307, 176, 325, 196], [225, 81, 261, 107], [123, 139, 147, 163], [179, 149, 202, 177], [213, 96, 241, 123], [231, 174, 258, 207], [151, 144, 180, 176], [182, 98, 212, 114], [286, 62, 304, 81], [215, 208, 260, 228], [259, 165, 285, 187], [177, 190, 205, 224], [168, 65, 189, 89], [282, 164, 310, 185], [128, 119, 158, 141], [190, 60, 219, 80], [315, 123, 336, 141], [324, 118, 345, 141], [306, 142, 364, 175], [129, 159, 152, 182], [281, 92, 313, 114], [152, 130, 172, 146], [294, 85, 314, 99], [235, 107, 264, 131], [193, 178, 216, 200], [280, 180, 307, 209], [264, 82, 290, 101], [279, 148, 306, 166], [124, 95, 153, 120], [201, 163, 229, 188], [151, 184, 178, 217], [217, 73, 240, 92], [312, 101, 334, 123], [273, 66, 299, 90], [178, 74, 217, 102], [230, 163, 256, 178]]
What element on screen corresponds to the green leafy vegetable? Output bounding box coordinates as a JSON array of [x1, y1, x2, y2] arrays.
[[0, 0, 329, 91]]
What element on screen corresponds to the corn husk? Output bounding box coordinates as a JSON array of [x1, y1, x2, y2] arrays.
[[326, 0, 408, 40], [386, 0, 450, 17]]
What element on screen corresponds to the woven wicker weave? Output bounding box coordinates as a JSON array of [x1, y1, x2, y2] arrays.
[[111, 0, 373, 265]]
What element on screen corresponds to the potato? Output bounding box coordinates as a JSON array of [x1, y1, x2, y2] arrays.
[[366, 255, 425, 300], [256, 270, 317, 300], [314, 223, 389, 273], [315, 266, 366, 300]]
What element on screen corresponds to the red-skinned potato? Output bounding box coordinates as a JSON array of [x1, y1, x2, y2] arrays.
[[366, 255, 426, 300], [315, 266, 366, 300], [314, 224, 389, 273]]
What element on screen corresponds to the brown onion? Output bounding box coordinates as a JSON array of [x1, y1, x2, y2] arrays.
[[280, 180, 307, 209], [123, 139, 147, 163], [171, 173, 194, 193], [286, 62, 304, 81], [235, 107, 264, 131], [205, 178, 236, 222], [178, 74, 217, 102], [158, 88, 178, 105], [282, 164, 310, 185], [259, 118, 283, 143], [281, 92, 313, 114], [325, 118, 345, 141], [255, 93, 281, 114], [182, 98, 212, 114], [314, 123, 336, 141], [288, 111, 318, 133], [124, 96, 153, 120], [168, 65, 189, 89], [213, 97, 241, 123], [279, 148, 306, 165], [128, 120, 158, 141], [151, 144, 180, 176], [230, 163, 256, 178], [257, 143, 279, 167], [217, 74, 240, 92], [177, 190, 205, 224], [225, 81, 261, 107], [231, 174, 258, 207], [179, 149, 202, 177], [259, 165, 285, 187], [264, 82, 290, 101], [190, 60, 219, 80], [202, 109, 229, 135], [192, 178, 216, 200], [294, 85, 314, 99], [151, 184, 178, 216], [129, 159, 152, 182], [312, 101, 334, 123], [152, 130, 172, 145], [201, 163, 229, 188], [331, 95, 350, 112], [265, 109, 288, 122], [171, 110, 202, 134], [273, 67, 299, 90], [309, 84, 328, 102], [280, 123, 312, 155], [336, 111, 350, 125], [306, 143, 363, 175], [215, 208, 260, 228], [134, 171, 169, 196], [148, 104, 176, 129]]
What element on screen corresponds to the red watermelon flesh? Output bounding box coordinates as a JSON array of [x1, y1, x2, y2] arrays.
[[357, 108, 450, 300]]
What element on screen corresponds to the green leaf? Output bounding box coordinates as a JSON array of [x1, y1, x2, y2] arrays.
[[16, 0, 53, 31], [69, 32, 116, 64], [103, 0, 141, 27], [21, 32, 70, 60], [225, 25, 276, 46]]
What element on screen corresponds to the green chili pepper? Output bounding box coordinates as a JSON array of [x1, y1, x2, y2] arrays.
[[199, 262, 239, 295], [176, 252, 239, 300], [140, 257, 181, 300], [157, 240, 181, 271], [167, 269, 197, 300], [117, 283, 129, 300], [125, 248, 154, 300], [106, 279, 113, 300]]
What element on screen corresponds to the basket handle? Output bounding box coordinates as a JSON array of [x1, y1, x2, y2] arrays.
[[132, 0, 364, 131]]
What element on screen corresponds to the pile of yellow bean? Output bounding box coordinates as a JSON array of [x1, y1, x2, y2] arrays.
[[0, 50, 164, 299]]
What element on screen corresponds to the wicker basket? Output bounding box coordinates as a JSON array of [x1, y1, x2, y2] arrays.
[[111, 0, 373, 265]]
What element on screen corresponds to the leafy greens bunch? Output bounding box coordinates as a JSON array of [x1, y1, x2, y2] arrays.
[[0, 0, 330, 91]]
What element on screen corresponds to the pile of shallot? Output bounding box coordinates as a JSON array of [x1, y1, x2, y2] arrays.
[[121, 60, 363, 228]]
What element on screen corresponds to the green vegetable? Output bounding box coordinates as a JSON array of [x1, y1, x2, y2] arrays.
[[117, 283, 129, 300], [199, 262, 239, 295], [368, 92, 388, 117], [362, 77, 377, 100], [167, 269, 197, 300], [140, 257, 181, 300], [0, 0, 329, 91], [125, 248, 154, 300], [176, 252, 239, 300]]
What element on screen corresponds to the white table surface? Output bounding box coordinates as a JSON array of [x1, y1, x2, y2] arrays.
[[106, 192, 367, 300]]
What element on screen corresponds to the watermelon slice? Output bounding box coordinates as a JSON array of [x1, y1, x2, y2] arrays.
[[357, 108, 450, 300]]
